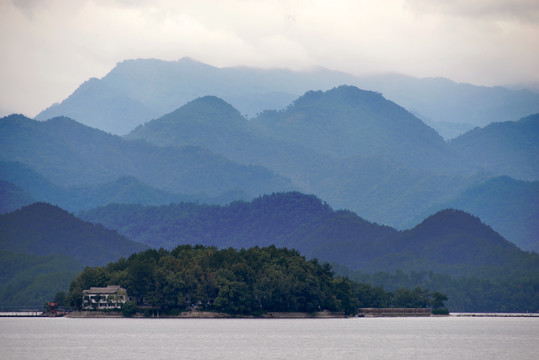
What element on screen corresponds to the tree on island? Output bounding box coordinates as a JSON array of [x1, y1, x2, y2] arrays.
[[66, 245, 446, 316]]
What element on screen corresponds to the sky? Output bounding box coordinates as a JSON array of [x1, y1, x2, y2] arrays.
[[1, 0, 539, 117]]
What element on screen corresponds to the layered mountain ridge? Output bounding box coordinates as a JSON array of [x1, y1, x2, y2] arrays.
[[3, 85, 538, 251], [36, 58, 539, 138], [78, 192, 536, 277]]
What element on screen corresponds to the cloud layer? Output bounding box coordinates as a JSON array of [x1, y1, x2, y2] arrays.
[[1, 0, 538, 116]]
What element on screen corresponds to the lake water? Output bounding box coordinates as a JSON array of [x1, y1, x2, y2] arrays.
[[1, 316, 538, 359]]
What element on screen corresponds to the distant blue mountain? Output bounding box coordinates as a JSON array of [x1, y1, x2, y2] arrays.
[[37, 58, 356, 134], [409, 176, 539, 252], [0, 114, 294, 197], [36, 58, 539, 137], [450, 114, 539, 181]]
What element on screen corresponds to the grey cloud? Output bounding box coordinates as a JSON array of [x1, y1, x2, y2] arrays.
[[405, 0, 539, 22]]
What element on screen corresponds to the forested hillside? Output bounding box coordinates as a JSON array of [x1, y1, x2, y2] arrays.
[[0, 203, 148, 266], [79, 192, 537, 278]]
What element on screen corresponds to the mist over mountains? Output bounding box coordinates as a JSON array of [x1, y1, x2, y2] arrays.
[[0, 114, 293, 196], [2, 58, 538, 311], [36, 58, 539, 138], [450, 114, 539, 181], [2, 79, 539, 252]]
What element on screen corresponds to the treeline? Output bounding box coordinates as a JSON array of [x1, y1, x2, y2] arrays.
[[335, 267, 538, 313], [66, 245, 447, 316]]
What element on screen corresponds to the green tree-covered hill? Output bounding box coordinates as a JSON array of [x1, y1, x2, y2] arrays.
[[66, 245, 447, 316]]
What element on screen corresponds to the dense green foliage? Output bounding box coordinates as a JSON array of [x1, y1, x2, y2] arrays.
[[67, 245, 356, 315], [338, 268, 539, 313], [0, 203, 148, 266], [66, 245, 447, 315]]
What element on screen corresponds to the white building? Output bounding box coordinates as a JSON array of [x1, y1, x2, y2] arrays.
[[82, 285, 128, 310]]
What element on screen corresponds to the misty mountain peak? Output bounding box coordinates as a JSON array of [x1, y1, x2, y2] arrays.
[[128, 95, 246, 138], [292, 85, 384, 109], [179, 96, 243, 118]]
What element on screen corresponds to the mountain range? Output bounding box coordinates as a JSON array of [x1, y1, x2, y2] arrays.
[[2, 57, 538, 312], [0, 114, 292, 196], [450, 113, 539, 181], [0, 161, 251, 214], [36, 58, 539, 138], [78, 192, 537, 279], [2, 84, 538, 252]]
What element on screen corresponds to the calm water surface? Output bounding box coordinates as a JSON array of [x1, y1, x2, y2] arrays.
[[1, 316, 537, 359]]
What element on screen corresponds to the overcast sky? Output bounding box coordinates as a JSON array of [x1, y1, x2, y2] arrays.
[[1, 0, 539, 117]]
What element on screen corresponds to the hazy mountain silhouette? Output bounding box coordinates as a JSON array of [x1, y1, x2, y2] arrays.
[[36, 58, 539, 137], [254, 85, 476, 174], [125, 90, 489, 228], [0, 161, 253, 213], [36, 58, 356, 134], [0, 180, 35, 214], [450, 114, 539, 181], [0, 161, 66, 207], [357, 74, 539, 138], [0, 114, 294, 197], [410, 176, 539, 252]]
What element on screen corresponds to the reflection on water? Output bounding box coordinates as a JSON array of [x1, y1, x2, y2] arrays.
[[1, 317, 538, 360]]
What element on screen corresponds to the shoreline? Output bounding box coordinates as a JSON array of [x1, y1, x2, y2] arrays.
[[65, 310, 348, 319], [450, 312, 539, 318], [3, 311, 537, 318]]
